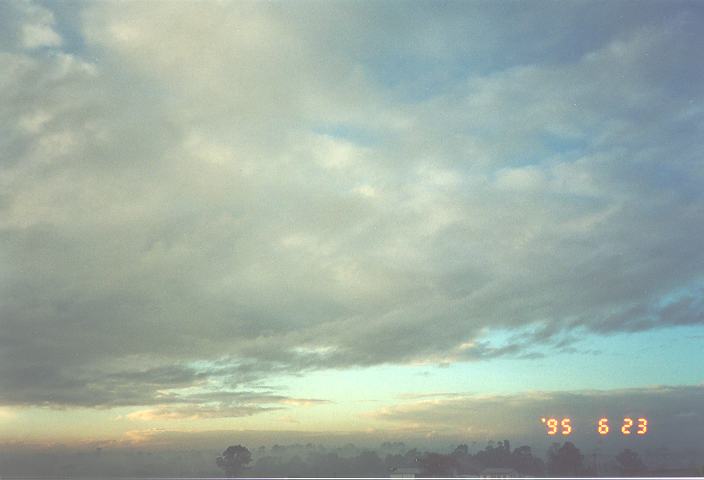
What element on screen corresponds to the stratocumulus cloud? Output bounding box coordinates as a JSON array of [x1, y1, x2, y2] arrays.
[[369, 385, 704, 438], [0, 0, 702, 419]]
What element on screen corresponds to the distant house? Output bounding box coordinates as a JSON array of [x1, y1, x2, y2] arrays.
[[390, 466, 423, 478], [479, 467, 519, 478]]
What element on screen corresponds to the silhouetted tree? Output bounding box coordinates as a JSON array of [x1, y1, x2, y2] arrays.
[[355, 450, 385, 476], [475, 440, 512, 468], [419, 452, 458, 477], [452, 444, 469, 457], [547, 442, 586, 476], [511, 445, 545, 476], [449, 444, 482, 475], [616, 449, 646, 476], [216, 445, 251, 477]]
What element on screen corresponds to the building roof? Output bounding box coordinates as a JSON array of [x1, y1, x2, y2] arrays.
[[392, 467, 423, 474], [480, 467, 519, 474]]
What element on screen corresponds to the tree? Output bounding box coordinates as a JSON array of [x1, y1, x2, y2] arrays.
[[354, 450, 385, 476], [452, 444, 469, 457], [475, 440, 512, 468], [547, 442, 586, 476], [419, 452, 458, 477], [216, 445, 252, 477], [511, 445, 545, 476], [615, 449, 646, 476]]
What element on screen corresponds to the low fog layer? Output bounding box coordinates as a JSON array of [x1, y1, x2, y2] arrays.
[[2, 439, 702, 477]]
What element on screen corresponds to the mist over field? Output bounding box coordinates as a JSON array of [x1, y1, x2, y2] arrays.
[[2, 437, 703, 477]]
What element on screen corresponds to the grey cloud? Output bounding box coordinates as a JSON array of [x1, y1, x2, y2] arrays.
[[589, 289, 704, 333], [0, 357, 329, 418], [369, 385, 704, 450], [0, 362, 198, 407], [0, 0, 703, 409], [0, 1, 61, 51]]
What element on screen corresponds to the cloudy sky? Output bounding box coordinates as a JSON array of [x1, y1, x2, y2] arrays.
[[1, 0, 703, 452]]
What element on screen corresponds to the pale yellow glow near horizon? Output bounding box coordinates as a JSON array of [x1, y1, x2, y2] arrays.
[[0, 407, 16, 420], [0, 400, 383, 445]]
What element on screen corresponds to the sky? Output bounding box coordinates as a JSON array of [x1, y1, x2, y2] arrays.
[[1, 0, 704, 455]]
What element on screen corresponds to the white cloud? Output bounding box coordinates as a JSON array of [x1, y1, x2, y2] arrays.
[[495, 167, 546, 192], [2, 1, 64, 50], [21, 22, 61, 49]]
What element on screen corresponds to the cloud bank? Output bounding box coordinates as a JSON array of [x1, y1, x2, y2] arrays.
[[0, 0, 703, 413], [370, 385, 704, 444]]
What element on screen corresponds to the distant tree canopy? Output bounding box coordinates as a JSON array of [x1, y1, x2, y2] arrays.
[[414, 440, 544, 477], [216, 445, 252, 477], [419, 451, 459, 476], [616, 448, 646, 476], [510, 445, 545, 476], [475, 440, 512, 468], [547, 441, 590, 476], [217, 440, 597, 477]]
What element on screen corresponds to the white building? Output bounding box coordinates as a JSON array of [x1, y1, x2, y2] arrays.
[[479, 467, 519, 478], [390, 466, 423, 478]]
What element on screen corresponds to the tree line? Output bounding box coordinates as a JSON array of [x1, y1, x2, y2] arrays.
[[216, 440, 648, 477]]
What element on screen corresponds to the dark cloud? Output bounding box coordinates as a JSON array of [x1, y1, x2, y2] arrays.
[[0, 357, 330, 411]]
